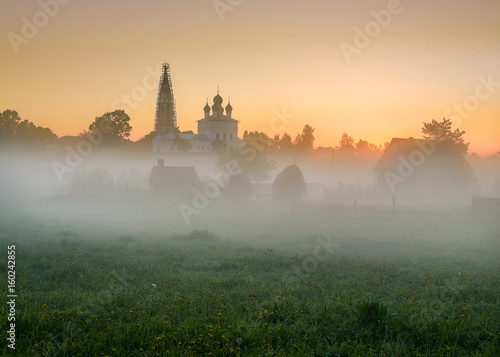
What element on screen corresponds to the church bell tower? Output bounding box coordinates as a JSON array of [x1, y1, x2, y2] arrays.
[[154, 63, 177, 135]]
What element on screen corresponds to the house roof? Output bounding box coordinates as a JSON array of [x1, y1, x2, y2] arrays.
[[57, 135, 82, 145], [374, 137, 473, 174]]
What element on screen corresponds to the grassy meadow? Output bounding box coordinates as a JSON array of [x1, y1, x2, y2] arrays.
[[0, 206, 499, 356]]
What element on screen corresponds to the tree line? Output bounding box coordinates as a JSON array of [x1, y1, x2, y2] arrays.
[[1, 108, 469, 154]]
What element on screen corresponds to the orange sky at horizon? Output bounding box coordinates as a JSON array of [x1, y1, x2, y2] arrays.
[[1, 0, 499, 156]]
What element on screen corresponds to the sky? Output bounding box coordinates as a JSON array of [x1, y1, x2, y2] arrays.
[[1, 0, 499, 156]]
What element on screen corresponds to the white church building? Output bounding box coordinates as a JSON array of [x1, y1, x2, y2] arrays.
[[153, 63, 242, 153]]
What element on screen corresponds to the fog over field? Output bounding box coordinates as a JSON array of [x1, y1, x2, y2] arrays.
[[0, 138, 499, 355], [1, 146, 499, 236], [2, 0, 500, 353]]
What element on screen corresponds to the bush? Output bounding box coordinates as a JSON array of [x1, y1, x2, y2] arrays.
[[354, 297, 395, 326]]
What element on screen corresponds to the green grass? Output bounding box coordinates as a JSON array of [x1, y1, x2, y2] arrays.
[[0, 212, 499, 356]]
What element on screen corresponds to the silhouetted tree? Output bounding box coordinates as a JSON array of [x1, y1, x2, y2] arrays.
[[422, 118, 469, 154], [293, 125, 315, 149], [87, 110, 132, 144], [0, 110, 21, 141], [271, 133, 294, 150], [135, 130, 156, 150], [355, 139, 382, 155], [279, 133, 293, 149], [243, 131, 272, 150], [173, 134, 192, 152], [211, 139, 227, 153], [338, 133, 355, 151], [15, 120, 57, 144], [356, 139, 370, 153], [270, 134, 280, 149], [216, 145, 276, 181], [0, 109, 57, 146]]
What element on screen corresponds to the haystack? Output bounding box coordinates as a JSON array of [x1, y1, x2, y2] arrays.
[[272, 164, 306, 203], [224, 174, 253, 201], [149, 159, 201, 199]]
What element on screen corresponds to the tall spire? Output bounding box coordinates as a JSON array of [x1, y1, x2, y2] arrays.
[[154, 63, 177, 134]]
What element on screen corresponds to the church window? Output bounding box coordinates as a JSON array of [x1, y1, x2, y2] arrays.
[[223, 133, 226, 140]]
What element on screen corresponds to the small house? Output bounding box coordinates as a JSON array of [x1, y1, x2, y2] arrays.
[[374, 138, 473, 205]]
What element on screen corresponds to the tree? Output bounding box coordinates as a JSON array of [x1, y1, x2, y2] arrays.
[[270, 134, 280, 149], [135, 130, 156, 150], [0, 109, 21, 140], [279, 133, 293, 149], [0, 109, 57, 146], [293, 125, 315, 149], [422, 118, 469, 154], [14, 120, 37, 140], [174, 134, 192, 152], [292, 133, 302, 147], [356, 139, 381, 155], [88, 110, 132, 144], [216, 147, 276, 181], [271, 133, 294, 150], [243, 131, 272, 150], [16, 120, 57, 144], [338, 133, 355, 151], [211, 139, 227, 153], [356, 139, 370, 153]]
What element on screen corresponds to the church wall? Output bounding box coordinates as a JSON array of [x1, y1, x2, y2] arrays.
[[198, 121, 238, 143], [153, 138, 212, 153]]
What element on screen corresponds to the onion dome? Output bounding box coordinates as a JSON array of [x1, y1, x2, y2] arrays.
[[213, 93, 223, 105], [204, 98, 210, 112], [213, 86, 223, 105], [225, 98, 232, 112]]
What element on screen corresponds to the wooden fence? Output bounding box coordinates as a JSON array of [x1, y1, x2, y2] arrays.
[[472, 196, 500, 215], [324, 196, 500, 220]]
